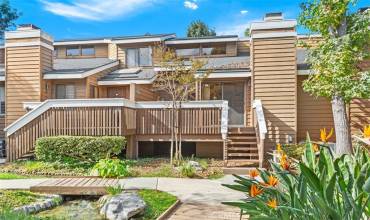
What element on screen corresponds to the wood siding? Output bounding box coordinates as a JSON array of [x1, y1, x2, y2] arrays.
[[350, 99, 370, 135], [55, 44, 108, 59], [237, 41, 250, 55], [7, 106, 136, 161], [252, 37, 297, 149], [49, 79, 87, 99], [297, 75, 334, 141], [135, 84, 157, 101]]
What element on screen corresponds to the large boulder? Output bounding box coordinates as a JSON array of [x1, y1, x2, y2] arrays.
[[100, 192, 146, 220]]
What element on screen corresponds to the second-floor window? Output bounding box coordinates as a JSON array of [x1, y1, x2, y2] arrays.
[[66, 46, 80, 56], [56, 84, 75, 99], [126, 47, 152, 67], [0, 86, 5, 115], [176, 48, 200, 57], [66, 45, 95, 57]]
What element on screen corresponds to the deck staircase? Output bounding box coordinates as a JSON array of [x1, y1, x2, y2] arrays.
[[225, 127, 260, 167]]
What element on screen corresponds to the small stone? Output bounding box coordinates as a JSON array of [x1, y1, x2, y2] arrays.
[[188, 160, 203, 171], [27, 206, 36, 214], [34, 204, 41, 212]]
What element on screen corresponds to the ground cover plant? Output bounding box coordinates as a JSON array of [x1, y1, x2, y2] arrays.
[[0, 172, 28, 179], [138, 189, 177, 220], [0, 190, 44, 211], [223, 136, 370, 219]]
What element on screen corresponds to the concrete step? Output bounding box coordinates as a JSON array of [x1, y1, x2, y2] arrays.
[[226, 159, 260, 167]]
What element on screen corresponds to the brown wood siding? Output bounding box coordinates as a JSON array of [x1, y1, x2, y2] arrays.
[[5, 46, 42, 125], [226, 42, 237, 56], [237, 41, 250, 55], [350, 99, 370, 135], [252, 37, 297, 149], [86, 65, 119, 98], [297, 75, 335, 141], [55, 44, 108, 59], [40, 47, 53, 101], [117, 45, 126, 67], [135, 84, 157, 101]]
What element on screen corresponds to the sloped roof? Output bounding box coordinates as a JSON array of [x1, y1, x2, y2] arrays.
[[185, 56, 250, 70], [98, 68, 156, 85]]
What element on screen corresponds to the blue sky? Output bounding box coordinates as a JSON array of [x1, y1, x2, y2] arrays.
[[10, 0, 369, 40]]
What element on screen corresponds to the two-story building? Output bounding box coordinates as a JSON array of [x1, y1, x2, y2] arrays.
[[1, 12, 369, 167]]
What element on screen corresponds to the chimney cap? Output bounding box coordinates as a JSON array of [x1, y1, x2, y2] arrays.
[[17, 24, 40, 31], [264, 12, 284, 21]]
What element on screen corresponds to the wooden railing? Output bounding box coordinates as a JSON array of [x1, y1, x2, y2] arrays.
[[252, 100, 267, 168], [5, 99, 136, 162], [135, 101, 228, 136], [5, 99, 228, 162]]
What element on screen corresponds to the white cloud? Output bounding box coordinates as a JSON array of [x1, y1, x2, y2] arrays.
[[184, 0, 198, 10], [40, 0, 156, 21], [240, 10, 248, 15]]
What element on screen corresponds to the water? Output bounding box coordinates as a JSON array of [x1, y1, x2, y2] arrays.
[[36, 199, 105, 220]]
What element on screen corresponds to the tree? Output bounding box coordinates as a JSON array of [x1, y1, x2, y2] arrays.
[[187, 20, 216, 37], [153, 46, 211, 164], [0, 0, 20, 39], [244, 28, 250, 37], [299, 1, 370, 155]]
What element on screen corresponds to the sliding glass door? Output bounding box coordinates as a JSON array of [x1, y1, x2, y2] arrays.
[[202, 82, 245, 126]]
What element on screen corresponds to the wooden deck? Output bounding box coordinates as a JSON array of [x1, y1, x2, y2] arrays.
[[30, 177, 119, 195]]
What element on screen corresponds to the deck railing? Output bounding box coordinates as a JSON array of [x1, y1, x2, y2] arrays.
[[253, 100, 267, 168], [4, 99, 228, 161], [135, 101, 228, 136]]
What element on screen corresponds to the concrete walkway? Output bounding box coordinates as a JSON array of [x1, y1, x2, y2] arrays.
[[0, 176, 246, 219]]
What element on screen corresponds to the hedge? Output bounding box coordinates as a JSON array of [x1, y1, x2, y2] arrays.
[[35, 136, 126, 164]]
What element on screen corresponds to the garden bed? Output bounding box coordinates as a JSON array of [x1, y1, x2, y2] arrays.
[[0, 158, 224, 179]]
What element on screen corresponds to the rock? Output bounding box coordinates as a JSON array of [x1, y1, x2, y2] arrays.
[[188, 160, 203, 171], [100, 192, 146, 220]]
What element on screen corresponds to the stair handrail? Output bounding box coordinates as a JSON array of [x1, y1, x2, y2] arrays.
[[252, 100, 267, 168]]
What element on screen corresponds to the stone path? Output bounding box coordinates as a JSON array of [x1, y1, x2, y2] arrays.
[[0, 175, 246, 219]]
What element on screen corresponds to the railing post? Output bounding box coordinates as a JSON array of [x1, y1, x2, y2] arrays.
[[221, 100, 229, 140], [252, 100, 267, 168]]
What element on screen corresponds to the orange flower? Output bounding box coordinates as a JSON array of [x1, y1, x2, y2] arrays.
[[276, 143, 282, 154], [363, 125, 370, 138], [312, 144, 319, 152], [266, 175, 279, 187], [280, 154, 290, 170], [267, 198, 277, 209], [250, 184, 263, 197], [249, 169, 259, 179], [320, 128, 334, 142]]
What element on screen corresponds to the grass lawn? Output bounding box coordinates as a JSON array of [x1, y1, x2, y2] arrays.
[[0, 172, 29, 179], [139, 189, 178, 220]]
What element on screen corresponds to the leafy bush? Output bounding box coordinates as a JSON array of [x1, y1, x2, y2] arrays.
[[92, 159, 131, 178], [179, 162, 196, 178], [281, 143, 305, 160], [0, 190, 42, 210], [35, 136, 126, 165], [223, 136, 370, 220]]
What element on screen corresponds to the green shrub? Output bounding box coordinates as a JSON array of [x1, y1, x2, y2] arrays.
[[0, 209, 41, 220], [223, 136, 370, 219], [281, 143, 305, 160], [35, 136, 126, 164], [92, 159, 131, 178], [179, 162, 196, 178], [106, 185, 124, 195]]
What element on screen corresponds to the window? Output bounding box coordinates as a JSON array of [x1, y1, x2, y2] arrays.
[[66, 46, 80, 56], [201, 44, 227, 55], [0, 86, 4, 115], [175, 48, 200, 57], [56, 84, 75, 99], [126, 47, 152, 67], [81, 45, 95, 56]]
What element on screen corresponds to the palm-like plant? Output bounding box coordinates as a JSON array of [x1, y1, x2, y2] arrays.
[[223, 136, 370, 220]]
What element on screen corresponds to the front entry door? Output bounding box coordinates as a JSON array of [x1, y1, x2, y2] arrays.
[[223, 83, 245, 126]]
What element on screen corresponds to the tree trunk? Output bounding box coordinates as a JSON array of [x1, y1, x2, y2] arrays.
[[170, 106, 175, 164], [331, 95, 352, 155]]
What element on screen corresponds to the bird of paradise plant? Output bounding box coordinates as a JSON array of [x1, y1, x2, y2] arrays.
[[223, 135, 370, 220], [249, 169, 259, 179], [320, 127, 334, 142], [363, 125, 370, 139]]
